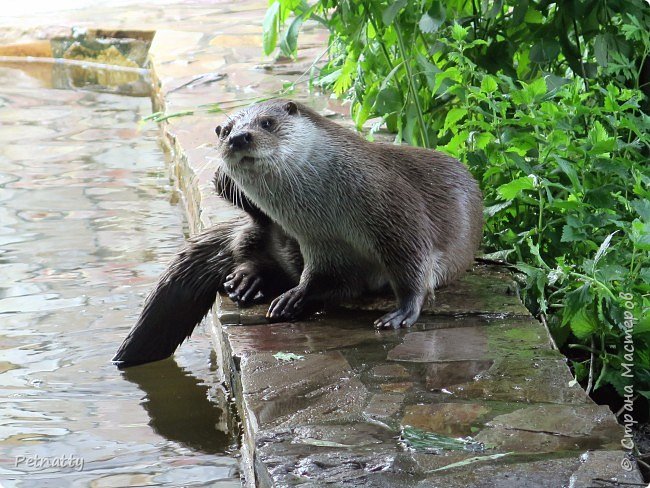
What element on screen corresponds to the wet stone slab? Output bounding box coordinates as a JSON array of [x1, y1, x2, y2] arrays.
[[211, 283, 635, 486], [8, 0, 635, 484], [239, 351, 370, 429]]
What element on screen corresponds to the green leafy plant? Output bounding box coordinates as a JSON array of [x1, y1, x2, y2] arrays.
[[263, 0, 650, 403]]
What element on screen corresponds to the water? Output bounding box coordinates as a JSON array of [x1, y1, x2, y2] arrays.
[[0, 65, 240, 486]]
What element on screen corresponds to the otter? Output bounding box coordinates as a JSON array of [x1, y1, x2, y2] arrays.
[[113, 99, 483, 368]]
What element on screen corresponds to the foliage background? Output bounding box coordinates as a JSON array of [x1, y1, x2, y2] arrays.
[[264, 0, 650, 406]]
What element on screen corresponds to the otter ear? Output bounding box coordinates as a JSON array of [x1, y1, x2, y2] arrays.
[[215, 125, 222, 137], [284, 101, 298, 116]]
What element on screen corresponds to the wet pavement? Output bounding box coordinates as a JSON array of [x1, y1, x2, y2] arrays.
[[0, 1, 644, 487]]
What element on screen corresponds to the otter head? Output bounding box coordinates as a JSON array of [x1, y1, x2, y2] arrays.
[[215, 100, 316, 178]]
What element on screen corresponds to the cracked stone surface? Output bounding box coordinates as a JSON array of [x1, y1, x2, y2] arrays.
[[1, 1, 641, 486]]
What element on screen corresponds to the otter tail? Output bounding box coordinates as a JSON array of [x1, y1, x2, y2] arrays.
[[112, 222, 236, 368]]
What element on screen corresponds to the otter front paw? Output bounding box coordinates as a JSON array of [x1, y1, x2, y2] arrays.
[[224, 269, 265, 305], [267, 287, 305, 322], [374, 307, 419, 329]]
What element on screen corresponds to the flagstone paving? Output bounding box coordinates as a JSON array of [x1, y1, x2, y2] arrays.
[[0, 1, 644, 486]]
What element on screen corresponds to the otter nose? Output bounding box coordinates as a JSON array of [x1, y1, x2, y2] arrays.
[[229, 132, 252, 150]]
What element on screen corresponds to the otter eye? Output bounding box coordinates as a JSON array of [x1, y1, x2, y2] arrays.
[[260, 118, 274, 131]]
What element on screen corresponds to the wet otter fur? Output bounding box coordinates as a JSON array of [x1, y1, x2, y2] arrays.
[[113, 99, 482, 368]]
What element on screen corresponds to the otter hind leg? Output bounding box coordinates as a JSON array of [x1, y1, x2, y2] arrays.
[[374, 267, 429, 329], [373, 295, 425, 329]]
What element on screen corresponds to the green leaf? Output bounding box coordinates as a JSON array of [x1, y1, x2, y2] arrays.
[[442, 107, 468, 133], [527, 77, 547, 99], [355, 84, 378, 129], [440, 130, 468, 157], [262, 1, 281, 55], [273, 352, 305, 361], [524, 7, 544, 23], [279, 14, 304, 56], [473, 132, 494, 150], [379, 60, 404, 91], [561, 224, 586, 242], [418, 13, 436, 33], [512, 0, 529, 24], [374, 86, 402, 115], [555, 157, 582, 191], [633, 315, 650, 336], [432, 67, 461, 95], [631, 220, 650, 251], [382, 0, 407, 26], [595, 364, 630, 396], [316, 68, 342, 87], [563, 284, 593, 323], [451, 23, 468, 42], [481, 249, 514, 261], [594, 34, 609, 67], [429, 453, 514, 473], [485, 0, 503, 19], [527, 237, 549, 269], [480, 75, 498, 94], [511, 87, 531, 106], [591, 139, 617, 155], [333, 55, 356, 95], [631, 199, 650, 222], [484, 201, 512, 217], [588, 121, 608, 144], [593, 231, 617, 268], [570, 307, 597, 340], [417, 54, 441, 91], [529, 40, 560, 64], [497, 176, 535, 200], [419, 1, 445, 33]]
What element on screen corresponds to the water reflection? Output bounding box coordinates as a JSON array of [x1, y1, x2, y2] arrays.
[[122, 356, 236, 455], [0, 64, 240, 486]]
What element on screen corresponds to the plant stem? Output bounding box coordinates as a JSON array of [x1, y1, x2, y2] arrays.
[[364, 2, 395, 71], [586, 336, 595, 394], [394, 22, 430, 147], [569, 272, 616, 300], [572, 18, 590, 92], [537, 188, 544, 248]]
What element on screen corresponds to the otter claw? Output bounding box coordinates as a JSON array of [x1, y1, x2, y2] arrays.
[[239, 277, 263, 303], [226, 270, 264, 306], [374, 309, 418, 330], [267, 288, 305, 321], [224, 271, 244, 291]]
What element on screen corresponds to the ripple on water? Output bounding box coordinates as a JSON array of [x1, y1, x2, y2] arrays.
[[0, 66, 240, 486]]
